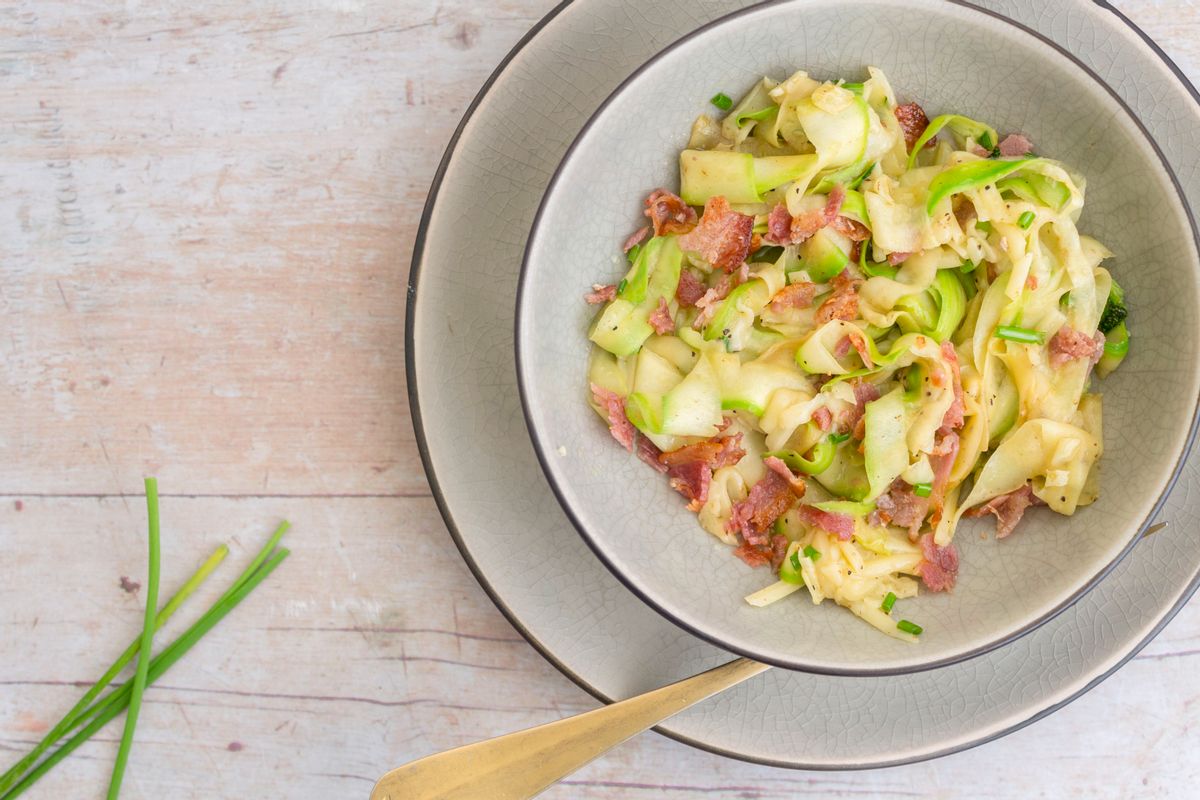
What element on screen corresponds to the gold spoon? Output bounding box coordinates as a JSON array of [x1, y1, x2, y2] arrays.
[[374, 521, 1168, 799], [370, 657, 769, 800]]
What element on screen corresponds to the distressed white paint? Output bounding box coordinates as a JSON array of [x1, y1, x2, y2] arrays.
[[1, 1, 1198, 798]]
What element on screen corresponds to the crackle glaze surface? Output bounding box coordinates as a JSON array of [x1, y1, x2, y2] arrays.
[[413, 0, 1200, 767]]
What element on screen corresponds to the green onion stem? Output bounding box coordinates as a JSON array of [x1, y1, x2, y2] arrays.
[[0, 545, 228, 794], [1017, 210, 1035, 229], [1, 548, 290, 800], [897, 619, 923, 636], [803, 545, 821, 562], [881, 592, 897, 614], [710, 92, 733, 111], [995, 324, 1045, 345], [912, 482, 933, 498], [107, 478, 162, 799]]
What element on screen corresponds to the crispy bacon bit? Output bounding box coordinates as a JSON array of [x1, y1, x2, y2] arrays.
[[668, 460, 711, 512], [917, 533, 959, 592], [894, 102, 932, 151], [1049, 325, 1105, 367], [728, 471, 797, 546], [998, 133, 1034, 157], [733, 542, 773, 567], [848, 240, 862, 263], [939, 341, 965, 433], [927, 431, 960, 524], [692, 274, 733, 329], [964, 484, 1042, 539], [769, 281, 816, 312], [831, 215, 870, 241], [660, 433, 745, 511], [796, 504, 856, 541], [585, 283, 616, 304], [871, 482, 928, 538], [590, 383, 635, 452], [815, 269, 862, 323], [623, 226, 651, 253], [675, 269, 706, 307], [644, 188, 697, 236], [764, 189, 847, 246], [659, 433, 745, 470], [845, 379, 882, 439], [887, 251, 912, 266], [812, 406, 833, 432], [636, 435, 667, 474], [762, 456, 807, 496], [648, 297, 675, 335], [677, 196, 754, 272], [734, 262, 751, 286]]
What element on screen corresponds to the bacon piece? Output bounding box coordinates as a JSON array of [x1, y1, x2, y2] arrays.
[[796, 504, 856, 541], [927, 431, 960, 524], [585, 283, 616, 304], [636, 435, 667, 474], [590, 383, 635, 452], [894, 103, 932, 151], [769, 281, 816, 312], [764, 189, 846, 246], [675, 269, 706, 307], [998, 133, 1034, 157], [815, 269, 862, 324], [770, 533, 790, 569], [677, 196, 754, 273], [917, 533, 959, 592], [939, 341, 965, 433], [644, 188, 697, 236], [734, 262, 751, 286], [732, 542, 772, 568], [871, 482, 929, 538], [1049, 325, 1104, 367], [831, 215, 870, 241], [762, 456, 807, 496], [623, 226, 651, 253], [844, 378, 881, 439], [692, 274, 733, 329], [887, 251, 911, 266], [812, 406, 833, 432], [648, 297, 675, 335], [964, 484, 1042, 539], [667, 460, 711, 512], [728, 471, 797, 546], [659, 433, 745, 470]]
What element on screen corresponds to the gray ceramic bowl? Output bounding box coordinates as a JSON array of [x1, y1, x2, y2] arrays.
[[516, 0, 1200, 675]]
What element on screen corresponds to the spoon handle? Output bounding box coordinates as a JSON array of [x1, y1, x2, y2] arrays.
[[370, 657, 770, 800]]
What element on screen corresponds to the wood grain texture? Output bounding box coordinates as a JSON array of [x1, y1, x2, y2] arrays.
[[0, 1, 1197, 798]]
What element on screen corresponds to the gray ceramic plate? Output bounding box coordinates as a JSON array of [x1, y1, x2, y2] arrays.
[[517, 0, 1200, 675], [410, 0, 1200, 767]]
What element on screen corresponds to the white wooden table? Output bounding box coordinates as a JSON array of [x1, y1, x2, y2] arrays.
[[1, 2, 1197, 797]]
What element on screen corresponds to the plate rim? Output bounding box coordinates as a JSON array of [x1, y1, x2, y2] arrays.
[[408, 0, 1200, 769], [513, 0, 1200, 676]]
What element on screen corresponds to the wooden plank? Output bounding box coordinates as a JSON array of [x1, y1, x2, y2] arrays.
[[1, 495, 1199, 799]]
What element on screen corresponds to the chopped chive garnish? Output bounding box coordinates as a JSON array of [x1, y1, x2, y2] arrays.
[[803, 545, 821, 561], [881, 592, 897, 614], [828, 432, 851, 445], [995, 324, 1045, 345], [977, 131, 994, 151], [710, 92, 733, 111], [1017, 210, 1035, 229], [912, 482, 933, 498], [790, 551, 801, 571], [616, 278, 628, 294], [625, 244, 641, 263], [897, 619, 923, 635]]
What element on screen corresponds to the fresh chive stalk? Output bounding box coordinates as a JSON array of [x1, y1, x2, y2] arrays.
[[995, 324, 1045, 345], [107, 478, 161, 800], [0, 545, 228, 794], [897, 619, 923, 635], [912, 482, 933, 498], [0, 518, 290, 799]]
